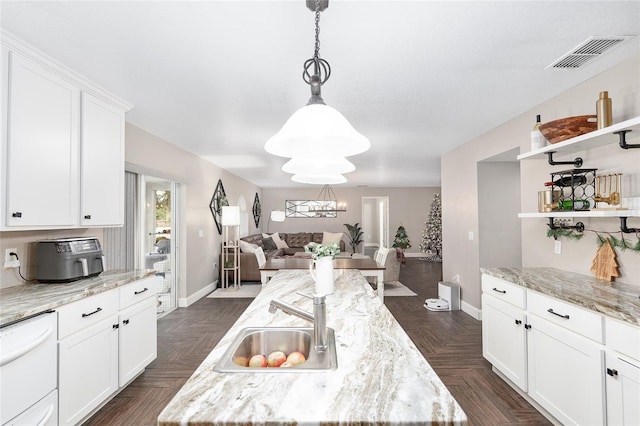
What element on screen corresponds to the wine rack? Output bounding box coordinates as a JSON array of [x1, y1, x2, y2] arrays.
[[550, 168, 597, 211]]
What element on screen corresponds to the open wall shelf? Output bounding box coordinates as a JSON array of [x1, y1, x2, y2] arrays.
[[517, 116, 640, 160], [519, 211, 640, 219]]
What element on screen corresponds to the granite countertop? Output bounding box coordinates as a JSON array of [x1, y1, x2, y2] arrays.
[[481, 267, 640, 326], [0, 269, 156, 327], [157, 269, 467, 425]]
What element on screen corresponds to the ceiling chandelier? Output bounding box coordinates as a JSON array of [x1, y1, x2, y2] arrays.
[[309, 184, 347, 213], [264, 0, 370, 182]]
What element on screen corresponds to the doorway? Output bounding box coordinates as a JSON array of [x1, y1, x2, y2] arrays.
[[361, 196, 389, 257], [140, 176, 179, 318]]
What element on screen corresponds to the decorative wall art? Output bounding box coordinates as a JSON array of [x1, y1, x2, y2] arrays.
[[209, 179, 228, 235], [286, 200, 338, 218], [252, 193, 261, 228]]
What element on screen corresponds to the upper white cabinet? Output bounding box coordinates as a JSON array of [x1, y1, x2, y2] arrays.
[[0, 33, 131, 231], [81, 92, 125, 227], [2, 49, 80, 227]]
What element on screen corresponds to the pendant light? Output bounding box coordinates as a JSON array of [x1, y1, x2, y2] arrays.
[[282, 156, 355, 175], [264, 0, 370, 160], [292, 174, 347, 185]]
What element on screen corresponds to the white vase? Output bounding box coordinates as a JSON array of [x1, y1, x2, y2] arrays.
[[309, 256, 335, 295]]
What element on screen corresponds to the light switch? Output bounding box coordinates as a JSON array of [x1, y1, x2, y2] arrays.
[[468, 231, 474, 241], [198, 229, 204, 238]]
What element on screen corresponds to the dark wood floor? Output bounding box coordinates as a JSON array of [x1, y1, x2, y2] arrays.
[[86, 258, 551, 425]]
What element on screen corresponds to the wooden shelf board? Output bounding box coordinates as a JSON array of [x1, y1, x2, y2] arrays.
[[519, 210, 640, 218], [517, 116, 640, 160]]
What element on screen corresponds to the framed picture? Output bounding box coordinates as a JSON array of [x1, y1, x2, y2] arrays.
[[285, 200, 337, 218]]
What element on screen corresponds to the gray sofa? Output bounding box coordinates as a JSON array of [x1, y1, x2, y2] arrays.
[[220, 232, 347, 283]]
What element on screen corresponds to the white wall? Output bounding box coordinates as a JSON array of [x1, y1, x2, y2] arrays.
[[442, 55, 640, 312]]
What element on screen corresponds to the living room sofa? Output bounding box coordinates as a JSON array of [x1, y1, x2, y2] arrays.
[[219, 232, 347, 283]]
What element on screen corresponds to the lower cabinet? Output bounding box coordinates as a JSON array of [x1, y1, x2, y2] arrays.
[[481, 294, 527, 390], [58, 315, 119, 426], [119, 296, 157, 386], [57, 278, 157, 425], [526, 313, 605, 425]]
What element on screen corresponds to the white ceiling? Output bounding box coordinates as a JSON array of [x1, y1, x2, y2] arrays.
[[1, 1, 639, 188]]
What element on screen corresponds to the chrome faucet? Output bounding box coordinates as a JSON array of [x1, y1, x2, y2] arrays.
[[269, 295, 328, 350]]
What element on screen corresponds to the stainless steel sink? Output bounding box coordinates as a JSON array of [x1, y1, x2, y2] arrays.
[[214, 327, 338, 373]]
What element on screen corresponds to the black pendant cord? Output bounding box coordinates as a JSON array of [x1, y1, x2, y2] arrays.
[[303, 0, 331, 105]]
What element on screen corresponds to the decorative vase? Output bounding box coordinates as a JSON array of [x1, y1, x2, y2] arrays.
[[309, 256, 334, 295]]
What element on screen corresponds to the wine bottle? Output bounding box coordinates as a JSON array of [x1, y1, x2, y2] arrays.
[[557, 199, 590, 210], [544, 175, 587, 187], [530, 114, 546, 151]]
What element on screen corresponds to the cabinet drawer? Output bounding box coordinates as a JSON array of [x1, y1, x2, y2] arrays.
[[481, 274, 526, 309], [606, 318, 640, 362], [119, 277, 156, 310], [58, 290, 118, 339], [527, 290, 603, 343]]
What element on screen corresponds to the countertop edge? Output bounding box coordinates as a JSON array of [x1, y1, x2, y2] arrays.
[[0, 269, 157, 327], [481, 267, 640, 327]]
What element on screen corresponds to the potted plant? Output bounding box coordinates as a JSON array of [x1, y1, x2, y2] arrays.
[[344, 223, 364, 254]]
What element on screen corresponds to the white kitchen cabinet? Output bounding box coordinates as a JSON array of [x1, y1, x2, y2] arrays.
[[58, 291, 119, 426], [606, 353, 640, 426], [118, 288, 157, 386], [1, 48, 79, 228], [0, 34, 131, 231], [481, 294, 528, 391], [80, 92, 125, 227], [526, 313, 605, 425]]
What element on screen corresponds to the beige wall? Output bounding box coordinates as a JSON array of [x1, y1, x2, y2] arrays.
[[125, 123, 262, 300], [442, 55, 640, 313], [261, 187, 440, 255]]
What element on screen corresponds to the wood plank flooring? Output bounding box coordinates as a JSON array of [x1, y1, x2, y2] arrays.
[[85, 259, 551, 425]]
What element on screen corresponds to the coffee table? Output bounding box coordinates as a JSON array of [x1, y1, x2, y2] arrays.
[[259, 257, 386, 301]]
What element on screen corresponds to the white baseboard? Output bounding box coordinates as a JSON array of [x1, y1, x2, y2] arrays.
[[461, 300, 482, 321], [178, 280, 217, 307]]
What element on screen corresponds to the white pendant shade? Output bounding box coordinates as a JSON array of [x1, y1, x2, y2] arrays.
[[292, 173, 347, 185], [265, 104, 370, 158], [282, 156, 355, 175]]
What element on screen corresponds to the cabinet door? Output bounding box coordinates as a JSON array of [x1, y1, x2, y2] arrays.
[[606, 354, 640, 426], [118, 297, 157, 386], [80, 92, 124, 227], [4, 51, 79, 228], [481, 294, 528, 391], [527, 314, 605, 426], [58, 315, 118, 426]]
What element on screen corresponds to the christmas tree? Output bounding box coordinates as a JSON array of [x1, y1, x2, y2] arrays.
[[419, 193, 442, 262], [392, 225, 411, 264]]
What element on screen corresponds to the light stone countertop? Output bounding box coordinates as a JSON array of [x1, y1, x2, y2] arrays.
[[481, 267, 640, 326], [0, 269, 156, 327], [157, 269, 467, 425]]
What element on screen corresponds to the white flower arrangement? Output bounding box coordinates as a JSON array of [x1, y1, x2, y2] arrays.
[[304, 242, 340, 260]]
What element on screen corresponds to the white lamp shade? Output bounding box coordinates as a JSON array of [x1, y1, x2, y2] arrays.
[[282, 156, 355, 175], [292, 173, 347, 185], [221, 205, 240, 226], [270, 210, 286, 222], [265, 104, 370, 158]]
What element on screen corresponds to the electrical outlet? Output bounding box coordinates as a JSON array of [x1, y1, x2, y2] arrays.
[[553, 217, 574, 227], [554, 240, 562, 255], [4, 248, 20, 269]]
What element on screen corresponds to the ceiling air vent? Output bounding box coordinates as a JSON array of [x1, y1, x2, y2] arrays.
[[546, 35, 635, 70]]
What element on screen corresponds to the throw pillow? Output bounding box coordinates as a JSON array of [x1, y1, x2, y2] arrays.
[[322, 231, 344, 245], [262, 236, 278, 251], [239, 240, 258, 253], [262, 232, 289, 249]]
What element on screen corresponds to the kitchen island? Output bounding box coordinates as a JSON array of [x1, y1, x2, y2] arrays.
[[157, 269, 466, 425]]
